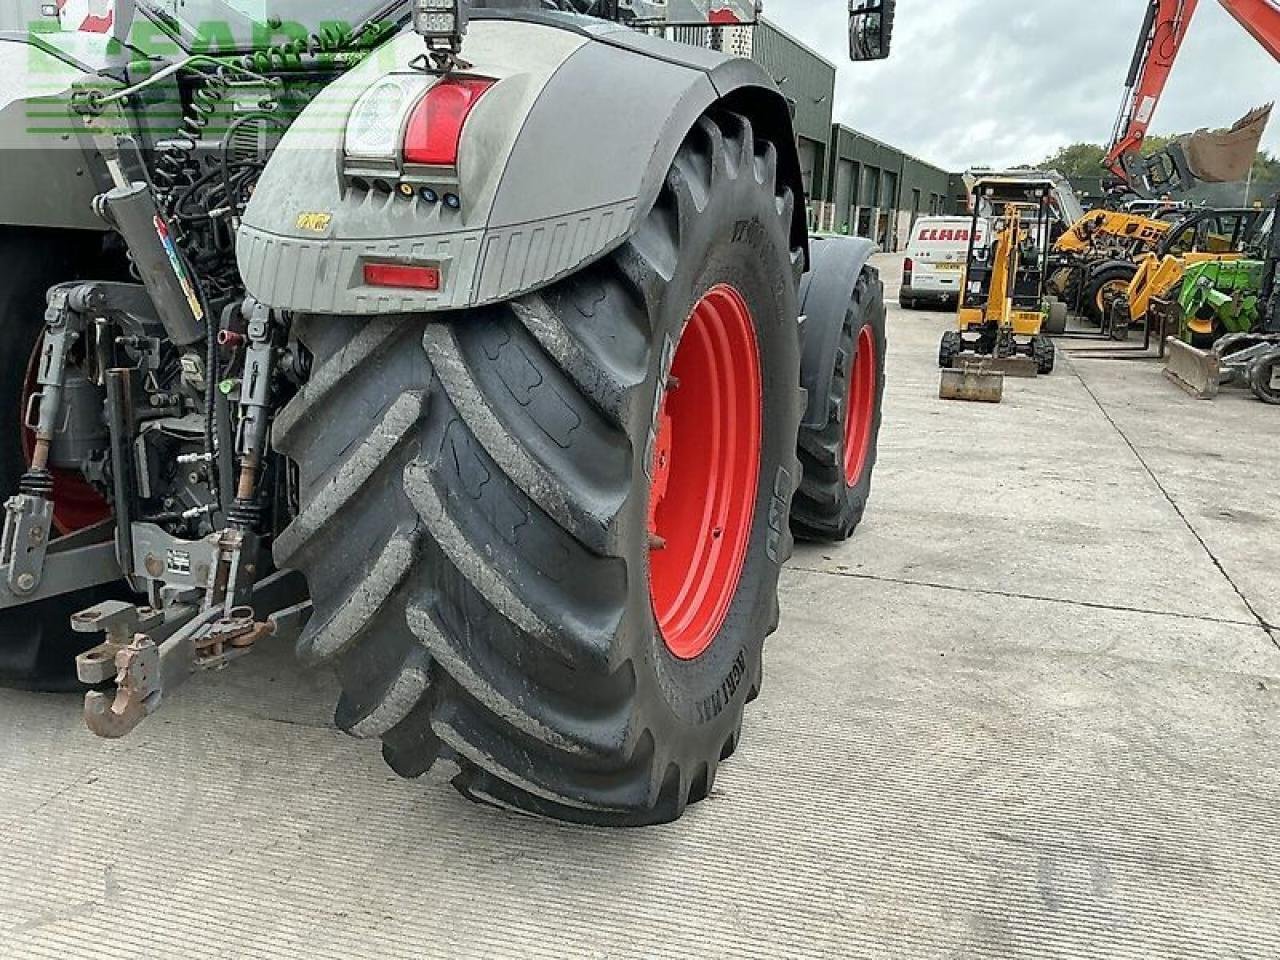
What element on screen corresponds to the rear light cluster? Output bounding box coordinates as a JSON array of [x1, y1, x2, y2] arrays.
[[344, 73, 494, 292], [344, 73, 495, 198], [403, 76, 493, 166], [903, 256, 914, 283]]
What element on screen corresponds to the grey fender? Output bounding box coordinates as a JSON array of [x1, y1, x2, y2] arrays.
[[236, 15, 807, 315], [797, 235, 878, 430]]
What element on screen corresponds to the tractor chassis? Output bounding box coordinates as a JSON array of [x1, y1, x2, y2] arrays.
[[0, 271, 311, 735]]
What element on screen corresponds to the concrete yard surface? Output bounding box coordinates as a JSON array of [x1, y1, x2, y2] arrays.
[[1, 253, 1277, 959]]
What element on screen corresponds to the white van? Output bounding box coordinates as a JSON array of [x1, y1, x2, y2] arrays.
[[899, 217, 987, 309]]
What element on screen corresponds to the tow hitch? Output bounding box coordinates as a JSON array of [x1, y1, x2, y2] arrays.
[[75, 576, 312, 739]]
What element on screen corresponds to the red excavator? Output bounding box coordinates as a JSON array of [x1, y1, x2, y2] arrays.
[[1107, 0, 1279, 198]]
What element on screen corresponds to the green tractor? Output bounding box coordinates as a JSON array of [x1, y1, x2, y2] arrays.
[[1178, 259, 1267, 348], [0, 0, 897, 825], [1164, 196, 1280, 403]]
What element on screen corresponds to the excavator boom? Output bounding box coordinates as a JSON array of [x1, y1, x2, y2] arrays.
[[1106, 0, 1201, 178], [1219, 0, 1280, 59]]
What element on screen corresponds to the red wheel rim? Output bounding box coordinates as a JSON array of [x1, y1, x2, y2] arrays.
[[21, 340, 111, 535], [648, 285, 762, 661], [842, 326, 877, 487]]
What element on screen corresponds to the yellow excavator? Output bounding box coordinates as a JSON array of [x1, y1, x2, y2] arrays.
[[939, 178, 1059, 387]]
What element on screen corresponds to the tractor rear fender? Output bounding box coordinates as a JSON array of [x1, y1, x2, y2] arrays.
[[797, 235, 878, 430], [236, 16, 808, 316]]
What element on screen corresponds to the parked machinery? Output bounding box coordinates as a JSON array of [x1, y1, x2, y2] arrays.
[[1106, 205, 1270, 340], [939, 178, 1058, 378], [1104, 0, 1276, 200], [1041, 0, 1278, 328], [1048, 208, 1173, 322], [1164, 195, 1280, 401], [0, 0, 897, 825]]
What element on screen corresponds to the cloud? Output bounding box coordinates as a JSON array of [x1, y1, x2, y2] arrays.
[[762, 0, 1278, 171]]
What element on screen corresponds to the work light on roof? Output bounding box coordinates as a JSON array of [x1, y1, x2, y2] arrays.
[[413, 0, 468, 50]]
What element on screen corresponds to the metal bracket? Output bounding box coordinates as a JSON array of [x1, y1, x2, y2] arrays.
[[80, 602, 270, 739], [0, 523, 122, 611], [73, 600, 166, 685], [76, 529, 299, 740], [0, 495, 54, 595]]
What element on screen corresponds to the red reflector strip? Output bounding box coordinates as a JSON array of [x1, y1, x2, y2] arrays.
[[403, 76, 495, 167], [363, 263, 441, 291]]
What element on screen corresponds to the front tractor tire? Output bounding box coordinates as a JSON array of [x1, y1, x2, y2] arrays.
[[791, 255, 887, 543], [273, 113, 804, 825]]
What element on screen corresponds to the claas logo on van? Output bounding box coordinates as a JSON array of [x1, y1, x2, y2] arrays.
[[917, 228, 971, 242]]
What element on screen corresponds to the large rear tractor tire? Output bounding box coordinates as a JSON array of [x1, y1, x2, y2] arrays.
[[274, 112, 804, 825], [791, 263, 886, 543], [0, 229, 127, 692]]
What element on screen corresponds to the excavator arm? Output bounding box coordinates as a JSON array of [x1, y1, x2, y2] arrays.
[[1105, 0, 1278, 197], [1219, 0, 1280, 59], [1106, 0, 1201, 182]]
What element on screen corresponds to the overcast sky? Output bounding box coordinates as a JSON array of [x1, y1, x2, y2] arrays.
[[762, 0, 1278, 171]]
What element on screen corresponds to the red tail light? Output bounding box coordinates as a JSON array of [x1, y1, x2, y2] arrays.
[[364, 263, 441, 291], [903, 257, 914, 280], [403, 76, 495, 167]]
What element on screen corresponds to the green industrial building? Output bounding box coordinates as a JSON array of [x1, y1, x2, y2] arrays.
[[819, 127, 953, 250], [672, 19, 956, 251], [745, 20, 837, 205]]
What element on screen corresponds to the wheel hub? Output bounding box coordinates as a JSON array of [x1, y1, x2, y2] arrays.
[[648, 285, 762, 661], [1097, 279, 1129, 316]]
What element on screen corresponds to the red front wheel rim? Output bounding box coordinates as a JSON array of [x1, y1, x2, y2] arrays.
[[648, 285, 763, 661], [842, 326, 877, 487]]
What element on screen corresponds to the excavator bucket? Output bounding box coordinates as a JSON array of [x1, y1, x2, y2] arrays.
[[1179, 104, 1273, 183], [940, 362, 1005, 403], [1164, 338, 1222, 398]]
